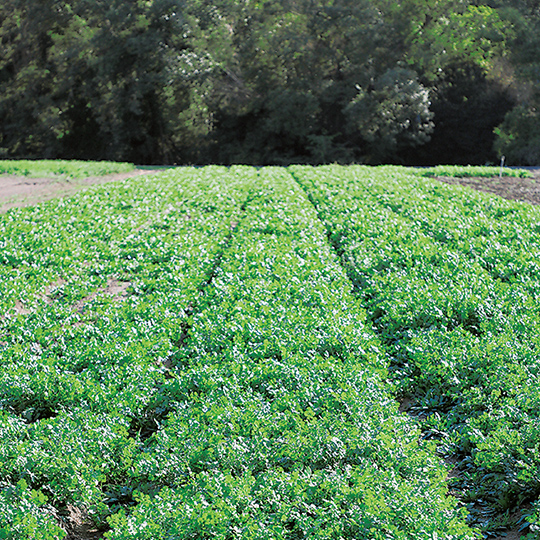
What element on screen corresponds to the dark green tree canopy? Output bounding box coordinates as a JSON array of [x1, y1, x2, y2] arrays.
[[1, 0, 538, 164]]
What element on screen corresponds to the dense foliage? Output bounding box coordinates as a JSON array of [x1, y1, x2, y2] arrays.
[[1, 0, 539, 165], [0, 164, 483, 539], [292, 164, 540, 536], [0, 166, 253, 537], [417, 164, 532, 178], [2, 162, 540, 537]]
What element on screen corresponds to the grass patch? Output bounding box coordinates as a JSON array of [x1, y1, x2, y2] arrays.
[[0, 160, 135, 178], [416, 164, 532, 178]]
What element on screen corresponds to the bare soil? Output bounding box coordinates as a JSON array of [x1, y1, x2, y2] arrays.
[[435, 168, 540, 205], [62, 506, 106, 540], [0, 168, 160, 213]]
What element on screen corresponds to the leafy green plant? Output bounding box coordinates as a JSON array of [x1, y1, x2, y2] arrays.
[[0, 479, 65, 539], [104, 167, 477, 539], [416, 164, 531, 178], [9, 163, 536, 537], [0, 165, 256, 531]]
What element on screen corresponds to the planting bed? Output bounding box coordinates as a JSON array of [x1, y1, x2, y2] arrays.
[[1, 163, 539, 539]]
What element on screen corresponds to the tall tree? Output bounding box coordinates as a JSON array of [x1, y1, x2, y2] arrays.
[[0, 0, 212, 163], [485, 0, 540, 164]]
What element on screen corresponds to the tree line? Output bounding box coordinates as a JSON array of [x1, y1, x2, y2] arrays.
[[1, 0, 539, 166]]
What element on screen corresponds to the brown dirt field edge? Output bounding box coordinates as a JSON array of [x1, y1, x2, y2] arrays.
[[435, 168, 540, 205], [0, 168, 161, 213]]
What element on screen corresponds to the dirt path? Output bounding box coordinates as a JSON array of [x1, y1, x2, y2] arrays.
[[0, 168, 161, 213]]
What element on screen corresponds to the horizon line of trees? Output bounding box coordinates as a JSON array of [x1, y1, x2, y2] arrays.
[[1, 0, 539, 166]]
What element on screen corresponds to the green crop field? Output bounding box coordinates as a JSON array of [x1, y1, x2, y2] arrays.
[[415, 165, 533, 178], [0, 160, 134, 178], [0, 164, 539, 539]]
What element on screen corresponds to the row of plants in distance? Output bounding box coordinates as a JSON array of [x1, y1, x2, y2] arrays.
[[416, 165, 532, 178], [291, 164, 540, 537], [0, 159, 135, 178], [0, 165, 478, 538]]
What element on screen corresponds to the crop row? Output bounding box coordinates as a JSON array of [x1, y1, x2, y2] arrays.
[[416, 165, 532, 179], [291, 165, 540, 536], [0, 166, 254, 538]]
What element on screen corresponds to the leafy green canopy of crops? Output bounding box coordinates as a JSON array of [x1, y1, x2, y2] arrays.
[[0, 159, 134, 178], [105, 168, 474, 539], [291, 164, 540, 536], [416, 165, 532, 178], [0, 166, 477, 539], [0, 166, 254, 538]]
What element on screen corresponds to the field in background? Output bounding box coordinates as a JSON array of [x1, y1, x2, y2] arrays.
[[0, 161, 157, 214], [416, 165, 533, 179], [0, 160, 135, 178], [1, 163, 539, 539]]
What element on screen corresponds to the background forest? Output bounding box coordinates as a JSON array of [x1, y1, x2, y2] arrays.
[[1, 0, 539, 166]]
